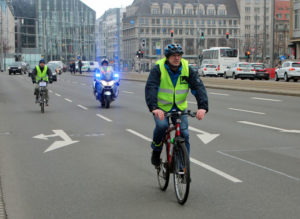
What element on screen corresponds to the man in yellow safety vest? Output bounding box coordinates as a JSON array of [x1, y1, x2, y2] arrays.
[[145, 44, 209, 166], [31, 59, 53, 106]]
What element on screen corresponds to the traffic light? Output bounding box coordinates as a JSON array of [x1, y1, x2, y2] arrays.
[[171, 30, 174, 37], [226, 32, 229, 40], [201, 32, 204, 40], [142, 39, 145, 47]]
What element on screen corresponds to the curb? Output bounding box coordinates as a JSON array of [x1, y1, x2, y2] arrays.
[[72, 72, 300, 97]]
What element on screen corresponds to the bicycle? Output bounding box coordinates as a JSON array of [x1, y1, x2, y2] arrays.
[[156, 110, 196, 205], [37, 80, 48, 113]]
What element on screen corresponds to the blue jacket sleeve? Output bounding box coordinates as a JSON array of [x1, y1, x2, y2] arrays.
[[188, 66, 209, 112], [145, 65, 161, 112]]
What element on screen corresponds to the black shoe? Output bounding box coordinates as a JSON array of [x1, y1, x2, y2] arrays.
[[151, 150, 161, 167]]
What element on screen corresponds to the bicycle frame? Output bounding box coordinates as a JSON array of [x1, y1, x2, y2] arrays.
[[165, 118, 182, 164]]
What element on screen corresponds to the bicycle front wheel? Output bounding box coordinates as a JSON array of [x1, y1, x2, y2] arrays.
[[157, 142, 170, 191], [173, 140, 190, 205]]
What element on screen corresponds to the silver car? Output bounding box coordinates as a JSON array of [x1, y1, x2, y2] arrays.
[[275, 61, 300, 82], [199, 64, 218, 77], [224, 62, 255, 79]]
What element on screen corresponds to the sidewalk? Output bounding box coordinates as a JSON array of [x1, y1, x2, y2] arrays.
[[75, 71, 300, 97]]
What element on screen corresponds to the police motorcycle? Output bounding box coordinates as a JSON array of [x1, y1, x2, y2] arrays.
[[93, 66, 120, 108]]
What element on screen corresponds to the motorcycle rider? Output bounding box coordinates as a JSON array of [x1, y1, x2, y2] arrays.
[[31, 59, 53, 106], [93, 59, 109, 95], [145, 44, 208, 167]]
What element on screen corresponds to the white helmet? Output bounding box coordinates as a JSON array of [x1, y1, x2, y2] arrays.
[[101, 58, 109, 66]]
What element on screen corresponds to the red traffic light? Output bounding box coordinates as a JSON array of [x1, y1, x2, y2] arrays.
[[226, 32, 229, 39], [171, 30, 174, 37]]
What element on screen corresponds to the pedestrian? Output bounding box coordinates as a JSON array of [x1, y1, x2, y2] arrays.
[[79, 60, 83, 74]]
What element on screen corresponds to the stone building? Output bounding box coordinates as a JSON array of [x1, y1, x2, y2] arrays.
[[122, 0, 240, 72]]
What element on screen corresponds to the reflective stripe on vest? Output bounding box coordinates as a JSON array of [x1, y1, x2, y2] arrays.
[[35, 65, 48, 82], [156, 57, 189, 112]]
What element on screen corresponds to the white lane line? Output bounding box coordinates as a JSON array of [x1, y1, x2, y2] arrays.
[[209, 92, 229, 96], [96, 114, 113, 122], [251, 97, 282, 102], [77, 105, 88, 110], [122, 91, 134, 94], [188, 101, 197, 104], [55, 93, 61, 97], [126, 129, 242, 183], [238, 121, 286, 132], [126, 129, 152, 142], [64, 98, 72, 102], [218, 151, 300, 182], [190, 158, 243, 183], [228, 108, 265, 115], [49, 90, 53, 93]]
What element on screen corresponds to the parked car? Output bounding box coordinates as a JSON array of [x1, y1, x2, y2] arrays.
[[47, 61, 64, 74], [250, 63, 269, 80], [47, 63, 60, 81], [224, 62, 256, 79], [199, 64, 218, 77], [89, 61, 100, 72], [8, 62, 27, 75], [275, 61, 300, 82]]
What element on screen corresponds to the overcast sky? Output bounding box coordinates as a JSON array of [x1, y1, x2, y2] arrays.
[[81, 0, 135, 18]]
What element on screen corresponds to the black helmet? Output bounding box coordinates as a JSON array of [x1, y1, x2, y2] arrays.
[[101, 58, 109, 66], [164, 44, 184, 58]]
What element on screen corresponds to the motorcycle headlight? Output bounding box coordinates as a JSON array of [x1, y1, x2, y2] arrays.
[[107, 81, 115, 86], [95, 73, 101, 78], [100, 80, 108, 86]]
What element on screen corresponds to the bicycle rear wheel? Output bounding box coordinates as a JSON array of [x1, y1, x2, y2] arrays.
[[173, 140, 190, 205], [157, 142, 170, 191]]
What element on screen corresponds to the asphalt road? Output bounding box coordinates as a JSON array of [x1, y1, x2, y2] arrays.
[[0, 72, 300, 219]]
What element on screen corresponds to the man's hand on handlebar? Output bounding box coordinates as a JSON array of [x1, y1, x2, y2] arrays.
[[196, 109, 206, 120], [152, 109, 165, 121]]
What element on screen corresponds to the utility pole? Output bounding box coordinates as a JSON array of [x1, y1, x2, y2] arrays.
[[255, 14, 258, 62], [0, 2, 4, 71], [263, 0, 267, 63], [270, 0, 275, 67]]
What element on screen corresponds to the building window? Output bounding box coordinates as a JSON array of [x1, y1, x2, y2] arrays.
[[245, 7, 250, 13]]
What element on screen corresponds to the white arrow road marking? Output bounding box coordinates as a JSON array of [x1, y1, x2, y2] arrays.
[[77, 105, 88, 110], [228, 108, 265, 115], [251, 97, 282, 102], [33, 130, 79, 153], [96, 114, 113, 122], [126, 129, 241, 183], [189, 126, 220, 144], [238, 121, 300, 133]]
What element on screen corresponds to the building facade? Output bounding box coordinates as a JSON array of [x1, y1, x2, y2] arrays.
[[123, 0, 240, 72], [290, 0, 300, 59], [236, 0, 274, 63], [0, 0, 15, 71], [274, 0, 290, 62], [96, 8, 125, 71], [12, 0, 96, 63]]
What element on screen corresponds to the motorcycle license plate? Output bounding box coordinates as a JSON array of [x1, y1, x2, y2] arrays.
[[104, 91, 111, 95], [39, 82, 47, 87]]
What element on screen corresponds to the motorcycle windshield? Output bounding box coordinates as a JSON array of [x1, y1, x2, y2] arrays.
[[100, 66, 114, 81]]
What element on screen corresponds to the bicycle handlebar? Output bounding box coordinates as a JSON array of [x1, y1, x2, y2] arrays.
[[153, 110, 196, 118]]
